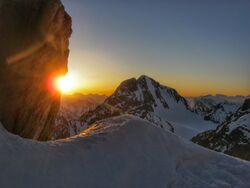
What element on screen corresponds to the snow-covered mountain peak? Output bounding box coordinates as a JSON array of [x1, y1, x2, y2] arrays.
[[80, 76, 216, 139], [111, 75, 188, 110]]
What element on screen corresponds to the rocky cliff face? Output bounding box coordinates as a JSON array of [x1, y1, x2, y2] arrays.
[[0, 0, 72, 140]]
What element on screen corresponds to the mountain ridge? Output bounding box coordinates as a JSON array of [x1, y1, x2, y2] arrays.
[[187, 95, 246, 124], [192, 98, 250, 161], [79, 75, 216, 139]]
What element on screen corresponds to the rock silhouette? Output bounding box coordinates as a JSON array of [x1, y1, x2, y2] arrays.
[[0, 0, 72, 140], [242, 98, 250, 111]]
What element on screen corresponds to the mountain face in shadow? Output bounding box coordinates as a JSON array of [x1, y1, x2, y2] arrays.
[[0, 0, 72, 140], [192, 98, 250, 161], [54, 94, 107, 139]]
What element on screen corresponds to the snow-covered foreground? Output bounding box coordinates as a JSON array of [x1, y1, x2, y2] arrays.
[[1, 115, 250, 188]]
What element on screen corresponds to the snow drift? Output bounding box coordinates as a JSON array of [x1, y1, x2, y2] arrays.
[[0, 115, 250, 188]]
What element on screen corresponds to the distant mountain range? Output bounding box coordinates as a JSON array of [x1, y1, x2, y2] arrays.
[[1, 75, 250, 187], [53, 94, 107, 139], [54, 75, 249, 161], [187, 95, 246, 124], [79, 75, 216, 139]]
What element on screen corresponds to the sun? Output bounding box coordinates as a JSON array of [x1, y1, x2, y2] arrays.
[[55, 74, 77, 94]]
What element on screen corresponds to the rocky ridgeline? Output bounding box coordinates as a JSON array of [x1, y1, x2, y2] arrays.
[[192, 98, 250, 161], [189, 95, 245, 124], [0, 0, 72, 140]]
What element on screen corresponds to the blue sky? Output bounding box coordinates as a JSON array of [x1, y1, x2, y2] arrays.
[[62, 0, 250, 96]]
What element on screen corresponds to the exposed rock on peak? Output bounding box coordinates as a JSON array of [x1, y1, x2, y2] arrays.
[[113, 75, 187, 108], [137, 75, 153, 81], [0, 0, 72, 140], [79, 76, 215, 139]]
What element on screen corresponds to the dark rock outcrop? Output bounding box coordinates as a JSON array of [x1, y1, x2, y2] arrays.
[[0, 0, 72, 140], [242, 98, 250, 111]]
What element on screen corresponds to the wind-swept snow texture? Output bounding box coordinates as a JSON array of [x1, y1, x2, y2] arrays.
[[0, 116, 250, 188]]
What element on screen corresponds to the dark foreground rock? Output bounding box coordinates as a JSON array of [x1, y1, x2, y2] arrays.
[[0, 0, 72, 140]]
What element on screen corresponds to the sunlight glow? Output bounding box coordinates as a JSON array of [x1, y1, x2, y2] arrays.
[[55, 74, 78, 94]]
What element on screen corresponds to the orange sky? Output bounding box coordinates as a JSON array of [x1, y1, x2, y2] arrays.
[[62, 1, 250, 97]]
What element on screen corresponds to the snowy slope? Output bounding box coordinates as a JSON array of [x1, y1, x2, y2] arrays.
[[80, 76, 216, 139], [0, 116, 250, 188]]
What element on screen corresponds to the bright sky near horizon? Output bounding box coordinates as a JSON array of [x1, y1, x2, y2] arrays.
[[62, 0, 250, 96]]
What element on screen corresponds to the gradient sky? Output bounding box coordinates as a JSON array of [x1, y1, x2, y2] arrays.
[[62, 0, 250, 96]]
